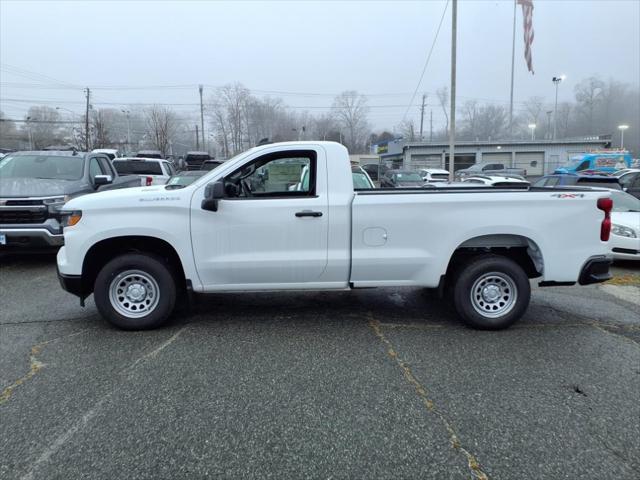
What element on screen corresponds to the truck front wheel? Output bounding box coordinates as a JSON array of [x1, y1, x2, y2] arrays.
[[452, 255, 530, 330], [94, 253, 177, 330]]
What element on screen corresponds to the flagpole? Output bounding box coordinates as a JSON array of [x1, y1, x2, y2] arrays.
[[509, 0, 516, 138]]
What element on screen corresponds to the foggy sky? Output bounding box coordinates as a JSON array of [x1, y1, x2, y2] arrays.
[[1, 0, 639, 130]]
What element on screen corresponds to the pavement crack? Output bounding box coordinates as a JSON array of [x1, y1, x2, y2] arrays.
[[368, 315, 489, 480], [19, 325, 189, 480], [0, 329, 90, 405]]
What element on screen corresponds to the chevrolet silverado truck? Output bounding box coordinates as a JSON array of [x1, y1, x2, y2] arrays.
[[0, 150, 139, 249], [56, 141, 613, 330]]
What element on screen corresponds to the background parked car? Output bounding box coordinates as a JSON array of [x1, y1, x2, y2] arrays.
[[462, 175, 530, 187], [362, 163, 389, 182], [201, 160, 224, 171], [380, 170, 425, 188], [184, 151, 212, 170], [135, 150, 163, 159], [532, 173, 621, 190], [455, 162, 526, 180], [165, 170, 208, 188], [91, 148, 121, 160], [615, 168, 640, 199], [419, 168, 449, 183], [608, 190, 640, 261], [554, 152, 632, 174], [352, 165, 375, 189], [0, 150, 139, 249], [112, 157, 176, 185]]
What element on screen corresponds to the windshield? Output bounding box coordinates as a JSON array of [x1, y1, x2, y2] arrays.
[[0, 154, 84, 180], [352, 172, 373, 189], [611, 191, 640, 212], [167, 174, 202, 187], [395, 172, 423, 182], [113, 160, 163, 175]]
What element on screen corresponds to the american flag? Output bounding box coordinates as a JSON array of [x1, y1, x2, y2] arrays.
[[517, 0, 535, 74]]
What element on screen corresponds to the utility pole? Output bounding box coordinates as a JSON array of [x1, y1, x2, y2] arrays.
[[448, 0, 457, 181], [84, 87, 90, 152], [430, 109, 433, 142], [195, 125, 200, 150], [508, 0, 516, 138], [121, 109, 131, 153], [199, 85, 205, 151], [545, 110, 553, 139], [419, 94, 426, 141]]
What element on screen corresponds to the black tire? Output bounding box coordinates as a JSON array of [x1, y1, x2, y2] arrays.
[[94, 253, 177, 330], [451, 254, 530, 330]]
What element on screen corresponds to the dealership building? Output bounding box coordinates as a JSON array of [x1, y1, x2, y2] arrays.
[[370, 136, 612, 176]]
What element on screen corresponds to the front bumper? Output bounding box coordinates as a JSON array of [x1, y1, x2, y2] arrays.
[[56, 263, 85, 298], [0, 227, 64, 248], [578, 255, 613, 285]]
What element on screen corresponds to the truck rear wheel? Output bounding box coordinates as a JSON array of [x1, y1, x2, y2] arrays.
[[94, 253, 176, 330], [452, 254, 530, 330]]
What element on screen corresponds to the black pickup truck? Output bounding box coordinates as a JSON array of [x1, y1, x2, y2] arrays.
[[0, 150, 140, 249]]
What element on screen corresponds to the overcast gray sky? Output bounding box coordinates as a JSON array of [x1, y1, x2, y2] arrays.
[[1, 0, 639, 130]]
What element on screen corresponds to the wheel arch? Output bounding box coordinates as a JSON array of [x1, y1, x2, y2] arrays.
[[445, 234, 544, 282], [81, 235, 188, 296]]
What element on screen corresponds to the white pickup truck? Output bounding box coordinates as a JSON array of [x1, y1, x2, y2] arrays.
[[56, 141, 613, 330]]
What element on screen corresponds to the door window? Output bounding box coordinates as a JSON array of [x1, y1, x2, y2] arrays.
[[576, 160, 590, 171], [225, 150, 316, 198], [545, 177, 560, 187], [89, 157, 105, 179]]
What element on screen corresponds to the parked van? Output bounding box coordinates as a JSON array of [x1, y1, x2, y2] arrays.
[[555, 152, 632, 174]]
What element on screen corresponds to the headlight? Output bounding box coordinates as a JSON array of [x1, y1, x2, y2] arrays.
[[43, 195, 70, 205], [611, 224, 637, 238], [60, 210, 82, 227]]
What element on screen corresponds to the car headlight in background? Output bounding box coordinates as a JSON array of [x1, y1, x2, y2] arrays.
[[611, 224, 637, 238], [43, 195, 70, 205], [60, 210, 82, 228]]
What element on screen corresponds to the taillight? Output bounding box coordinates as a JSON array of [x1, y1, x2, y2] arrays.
[[145, 176, 153, 186], [597, 197, 613, 241]]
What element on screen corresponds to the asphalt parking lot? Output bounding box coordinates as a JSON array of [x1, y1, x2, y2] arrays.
[[1, 254, 639, 480]]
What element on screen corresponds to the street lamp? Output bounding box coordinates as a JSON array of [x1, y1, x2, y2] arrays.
[[528, 123, 537, 141], [618, 124, 629, 150], [552, 74, 566, 140]]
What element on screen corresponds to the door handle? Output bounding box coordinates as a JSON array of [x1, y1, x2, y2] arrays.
[[295, 210, 323, 218]]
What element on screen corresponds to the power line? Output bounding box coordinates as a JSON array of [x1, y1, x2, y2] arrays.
[[402, 0, 450, 122]]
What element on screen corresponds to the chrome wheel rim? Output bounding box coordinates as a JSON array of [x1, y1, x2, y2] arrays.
[[470, 272, 517, 318], [109, 269, 160, 318]]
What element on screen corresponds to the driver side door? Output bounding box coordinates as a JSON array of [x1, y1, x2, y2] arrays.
[[190, 148, 329, 290]]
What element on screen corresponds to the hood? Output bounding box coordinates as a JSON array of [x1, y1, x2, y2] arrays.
[[64, 185, 179, 210], [612, 211, 640, 231], [0, 177, 81, 198], [396, 180, 424, 186]]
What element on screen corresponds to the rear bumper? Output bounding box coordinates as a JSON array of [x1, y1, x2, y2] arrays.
[[0, 227, 64, 248], [578, 255, 613, 285]]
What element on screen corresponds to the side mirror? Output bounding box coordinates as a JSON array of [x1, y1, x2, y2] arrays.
[[201, 180, 225, 212], [94, 174, 113, 186]]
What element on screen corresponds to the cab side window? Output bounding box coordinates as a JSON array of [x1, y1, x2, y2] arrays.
[[225, 150, 317, 198]]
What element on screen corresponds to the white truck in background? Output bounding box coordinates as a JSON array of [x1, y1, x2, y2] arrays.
[[56, 142, 613, 330]]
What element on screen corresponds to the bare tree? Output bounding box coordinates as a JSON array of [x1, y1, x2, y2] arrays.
[[436, 87, 449, 134], [396, 119, 416, 141], [25, 106, 62, 148], [144, 105, 177, 157], [331, 90, 370, 153], [475, 105, 508, 140], [0, 111, 22, 149], [523, 96, 545, 126], [459, 100, 480, 140], [574, 76, 605, 133]]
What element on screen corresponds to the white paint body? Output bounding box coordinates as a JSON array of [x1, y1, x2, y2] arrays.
[[58, 142, 612, 292]]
